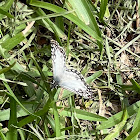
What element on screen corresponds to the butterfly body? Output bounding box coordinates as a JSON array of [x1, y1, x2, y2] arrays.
[[51, 40, 93, 99]]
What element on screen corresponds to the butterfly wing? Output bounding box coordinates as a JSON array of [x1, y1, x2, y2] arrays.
[[51, 40, 66, 84], [51, 40, 93, 99], [59, 69, 93, 99]]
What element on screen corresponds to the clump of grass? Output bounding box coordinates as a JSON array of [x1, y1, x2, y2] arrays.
[[0, 0, 139, 139]]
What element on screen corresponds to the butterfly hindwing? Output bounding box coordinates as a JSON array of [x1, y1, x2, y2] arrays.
[[59, 69, 93, 99], [51, 40, 93, 99]]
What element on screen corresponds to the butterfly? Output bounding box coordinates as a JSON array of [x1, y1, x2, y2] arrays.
[[51, 40, 93, 99]]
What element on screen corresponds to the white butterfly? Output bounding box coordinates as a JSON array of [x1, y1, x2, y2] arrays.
[[51, 40, 93, 99]]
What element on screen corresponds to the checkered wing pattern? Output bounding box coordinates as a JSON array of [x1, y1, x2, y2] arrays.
[[51, 40, 93, 99]]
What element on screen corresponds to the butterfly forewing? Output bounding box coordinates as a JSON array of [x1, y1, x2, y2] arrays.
[[51, 40, 66, 84], [51, 40, 93, 99]]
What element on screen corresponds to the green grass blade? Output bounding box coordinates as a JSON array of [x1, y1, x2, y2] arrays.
[[130, 79, 140, 94], [97, 100, 140, 130], [1, 32, 25, 52], [6, 97, 17, 140], [0, 7, 14, 18], [104, 108, 127, 140], [99, 0, 108, 21], [129, 107, 140, 140], [67, 0, 101, 35], [17, 98, 53, 127], [66, 0, 103, 54], [115, 34, 140, 58], [30, 52, 51, 94], [125, 125, 140, 140], [0, 0, 14, 20], [0, 130, 7, 140], [29, 0, 102, 42], [34, 8, 67, 39], [53, 103, 61, 137], [49, 106, 107, 122], [0, 62, 16, 75], [0, 66, 37, 118], [105, 37, 111, 63], [86, 70, 103, 83]]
